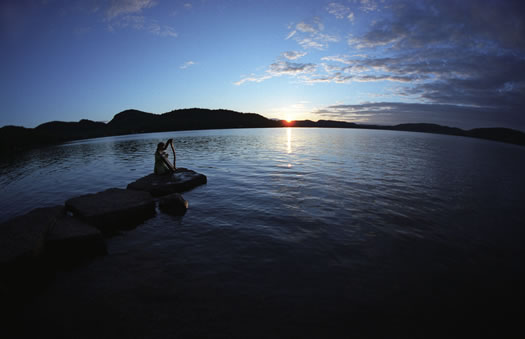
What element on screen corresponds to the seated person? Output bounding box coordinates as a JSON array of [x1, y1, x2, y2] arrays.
[[154, 139, 176, 175]]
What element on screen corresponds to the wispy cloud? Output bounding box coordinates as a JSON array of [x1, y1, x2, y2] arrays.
[[285, 30, 297, 40], [148, 23, 177, 37], [234, 74, 273, 86], [106, 0, 157, 19], [359, 0, 378, 12], [296, 22, 317, 33], [180, 61, 195, 69], [326, 2, 355, 22], [103, 0, 177, 38], [281, 51, 307, 60], [268, 60, 316, 76], [235, 60, 316, 85], [107, 15, 177, 37], [286, 18, 338, 50]]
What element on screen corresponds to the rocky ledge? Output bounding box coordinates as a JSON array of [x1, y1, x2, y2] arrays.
[[127, 167, 207, 197]]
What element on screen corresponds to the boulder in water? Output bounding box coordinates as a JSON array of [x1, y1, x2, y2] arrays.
[[159, 193, 189, 216]]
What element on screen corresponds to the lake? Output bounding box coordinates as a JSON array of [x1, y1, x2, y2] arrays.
[[2, 128, 524, 338]]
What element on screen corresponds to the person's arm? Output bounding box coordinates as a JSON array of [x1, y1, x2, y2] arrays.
[[163, 139, 173, 151]]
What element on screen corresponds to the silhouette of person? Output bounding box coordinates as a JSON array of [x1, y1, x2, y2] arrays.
[[154, 139, 176, 175]]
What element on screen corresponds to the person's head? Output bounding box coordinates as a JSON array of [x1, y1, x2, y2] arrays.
[[157, 142, 164, 151]]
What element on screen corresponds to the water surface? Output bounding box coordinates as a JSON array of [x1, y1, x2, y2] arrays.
[[2, 128, 524, 338]]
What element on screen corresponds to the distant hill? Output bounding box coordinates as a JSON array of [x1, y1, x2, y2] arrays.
[[1, 108, 524, 153]]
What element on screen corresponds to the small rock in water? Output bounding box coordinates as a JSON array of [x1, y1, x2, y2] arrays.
[[159, 193, 189, 216], [65, 188, 155, 233], [127, 167, 207, 197]]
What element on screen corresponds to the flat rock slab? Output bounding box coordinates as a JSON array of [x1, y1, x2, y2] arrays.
[[46, 214, 107, 265], [65, 188, 155, 233], [127, 167, 207, 197], [0, 206, 64, 266]]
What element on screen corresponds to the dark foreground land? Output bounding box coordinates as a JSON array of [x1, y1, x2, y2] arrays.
[[2, 108, 525, 154]]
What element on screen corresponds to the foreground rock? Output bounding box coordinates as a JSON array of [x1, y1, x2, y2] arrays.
[[127, 168, 207, 197], [159, 193, 189, 216], [0, 206, 63, 267], [65, 188, 155, 233], [1, 206, 106, 298], [46, 214, 106, 267]]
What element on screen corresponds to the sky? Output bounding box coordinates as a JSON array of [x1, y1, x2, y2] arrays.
[[1, 0, 524, 130]]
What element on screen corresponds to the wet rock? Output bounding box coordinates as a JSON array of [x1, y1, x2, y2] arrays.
[[127, 167, 207, 197], [0, 206, 63, 267], [65, 188, 155, 233], [46, 214, 107, 267], [159, 193, 189, 216]]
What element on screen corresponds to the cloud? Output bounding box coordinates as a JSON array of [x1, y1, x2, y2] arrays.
[[303, 73, 353, 84], [234, 74, 273, 86], [180, 61, 195, 69], [311, 102, 524, 130], [281, 51, 307, 60], [106, 0, 156, 19], [235, 60, 316, 85], [242, 0, 525, 129], [348, 0, 525, 51], [103, 0, 177, 38], [296, 22, 317, 33], [268, 60, 316, 76], [148, 23, 177, 37], [285, 30, 297, 40], [359, 0, 378, 12], [326, 2, 354, 22], [286, 18, 338, 50], [297, 38, 326, 50], [107, 15, 177, 37]]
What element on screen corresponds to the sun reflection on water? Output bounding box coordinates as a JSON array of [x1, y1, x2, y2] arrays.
[[287, 127, 292, 154]]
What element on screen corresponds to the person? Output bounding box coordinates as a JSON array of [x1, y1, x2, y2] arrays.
[[154, 138, 176, 175]]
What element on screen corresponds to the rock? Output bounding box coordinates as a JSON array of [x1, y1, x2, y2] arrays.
[[0, 206, 64, 267], [45, 214, 107, 267], [65, 188, 155, 233], [159, 193, 189, 216], [127, 167, 207, 197]]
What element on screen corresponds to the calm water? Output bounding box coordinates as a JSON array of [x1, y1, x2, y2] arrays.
[[2, 128, 524, 338]]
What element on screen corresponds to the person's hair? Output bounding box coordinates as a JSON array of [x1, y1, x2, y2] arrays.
[[157, 142, 164, 150]]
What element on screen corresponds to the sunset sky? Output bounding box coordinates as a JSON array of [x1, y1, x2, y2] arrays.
[[1, 0, 524, 130]]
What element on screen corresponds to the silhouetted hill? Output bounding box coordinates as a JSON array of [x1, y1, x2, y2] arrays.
[[0, 126, 41, 153], [466, 128, 525, 146], [1, 108, 524, 153], [390, 123, 464, 136], [105, 108, 279, 135], [36, 119, 108, 141], [107, 109, 159, 133]]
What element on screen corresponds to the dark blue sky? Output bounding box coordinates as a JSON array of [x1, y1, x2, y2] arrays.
[[1, 0, 524, 130]]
